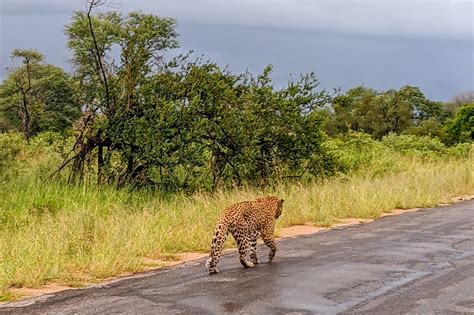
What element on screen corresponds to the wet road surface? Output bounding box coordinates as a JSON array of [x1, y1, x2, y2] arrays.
[[1, 200, 473, 314]]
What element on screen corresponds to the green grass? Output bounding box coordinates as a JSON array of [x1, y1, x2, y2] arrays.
[[0, 153, 472, 300]]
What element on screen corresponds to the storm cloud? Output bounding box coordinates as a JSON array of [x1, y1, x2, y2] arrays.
[[1, 0, 473, 100]]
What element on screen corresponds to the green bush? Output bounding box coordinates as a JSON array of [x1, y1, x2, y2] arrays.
[[1, 130, 471, 191], [322, 132, 396, 177], [381, 133, 448, 158], [0, 132, 27, 182], [320, 133, 470, 178], [0, 131, 71, 182], [442, 104, 474, 144], [447, 142, 473, 158]]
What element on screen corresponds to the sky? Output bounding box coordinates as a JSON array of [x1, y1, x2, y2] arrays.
[[0, 0, 473, 101]]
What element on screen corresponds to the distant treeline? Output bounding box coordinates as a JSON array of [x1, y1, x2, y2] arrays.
[[0, 1, 472, 191]]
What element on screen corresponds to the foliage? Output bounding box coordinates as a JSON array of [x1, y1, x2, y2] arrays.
[[1, 2, 473, 302], [0, 131, 74, 184], [0, 5, 467, 192], [442, 103, 474, 144], [0, 4, 462, 192], [62, 3, 331, 189], [453, 91, 474, 104], [0, 50, 81, 137], [401, 118, 445, 138], [327, 86, 448, 139], [322, 132, 386, 174], [1, 149, 472, 300], [381, 133, 448, 158], [0, 132, 27, 182], [155, 63, 331, 189], [64, 6, 181, 185]]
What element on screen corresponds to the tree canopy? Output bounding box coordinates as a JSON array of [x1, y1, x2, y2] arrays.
[[0, 1, 470, 192], [327, 86, 448, 139], [0, 49, 80, 137], [442, 103, 474, 144], [57, 2, 332, 189]]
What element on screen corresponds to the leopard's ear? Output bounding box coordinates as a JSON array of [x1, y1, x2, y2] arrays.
[[279, 199, 285, 205]]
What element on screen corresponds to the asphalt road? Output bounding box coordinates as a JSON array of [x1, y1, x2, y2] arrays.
[[2, 200, 473, 314]]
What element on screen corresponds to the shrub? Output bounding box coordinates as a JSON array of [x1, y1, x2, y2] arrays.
[[442, 103, 474, 144], [0, 131, 71, 182], [447, 142, 472, 158], [381, 133, 447, 158], [322, 132, 395, 176], [0, 132, 27, 182]]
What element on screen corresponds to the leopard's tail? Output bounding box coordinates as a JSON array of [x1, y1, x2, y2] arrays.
[[206, 218, 229, 274]]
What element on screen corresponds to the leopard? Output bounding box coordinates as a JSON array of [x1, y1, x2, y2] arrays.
[[205, 196, 284, 274]]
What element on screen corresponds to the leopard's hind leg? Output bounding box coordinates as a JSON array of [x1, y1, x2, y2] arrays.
[[230, 225, 254, 268], [206, 219, 229, 274], [249, 231, 260, 264]]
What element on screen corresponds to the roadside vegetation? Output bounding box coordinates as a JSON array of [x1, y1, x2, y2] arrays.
[[1, 132, 472, 298], [0, 0, 473, 300]]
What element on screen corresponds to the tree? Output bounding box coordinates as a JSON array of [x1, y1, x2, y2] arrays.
[[444, 91, 474, 117], [0, 49, 80, 137], [442, 103, 474, 144], [328, 86, 448, 139], [59, 1, 331, 190], [177, 64, 330, 188], [399, 86, 444, 124], [327, 86, 377, 135], [111, 60, 330, 190], [452, 91, 474, 107], [63, 0, 179, 184]]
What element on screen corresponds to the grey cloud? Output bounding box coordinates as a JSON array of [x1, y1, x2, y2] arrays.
[[2, 1, 472, 39], [1, 0, 472, 101], [121, 0, 473, 40], [1, 0, 81, 15], [176, 21, 473, 101]]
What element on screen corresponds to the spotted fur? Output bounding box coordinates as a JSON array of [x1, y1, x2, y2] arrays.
[[206, 196, 284, 274]]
